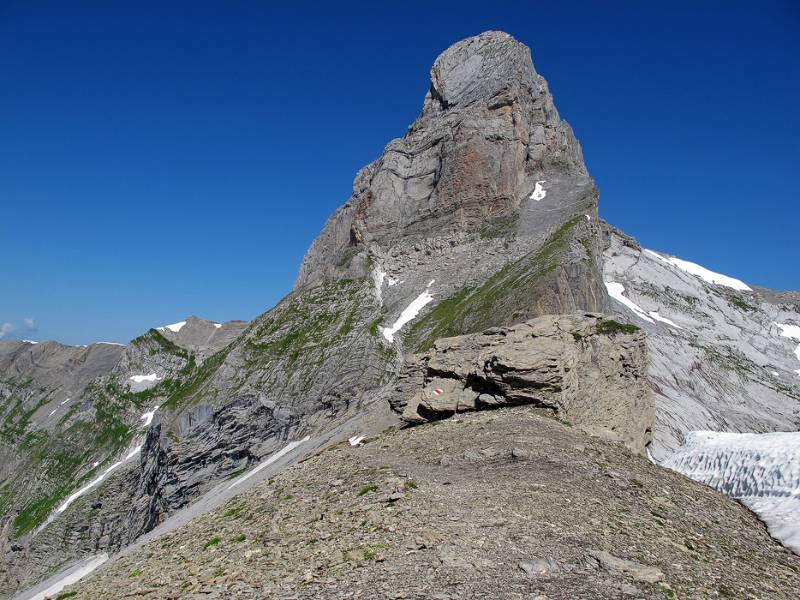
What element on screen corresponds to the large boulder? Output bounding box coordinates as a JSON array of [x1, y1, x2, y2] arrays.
[[390, 313, 654, 452]]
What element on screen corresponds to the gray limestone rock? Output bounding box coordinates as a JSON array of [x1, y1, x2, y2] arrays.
[[390, 313, 654, 452], [295, 31, 605, 349], [601, 224, 800, 460]]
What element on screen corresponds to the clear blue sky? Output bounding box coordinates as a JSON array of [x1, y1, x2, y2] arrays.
[[2, 1, 798, 345]]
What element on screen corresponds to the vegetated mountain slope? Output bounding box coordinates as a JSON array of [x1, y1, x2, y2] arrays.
[[68, 407, 800, 600], [0, 317, 246, 594], [601, 224, 800, 460], [2, 31, 613, 598]]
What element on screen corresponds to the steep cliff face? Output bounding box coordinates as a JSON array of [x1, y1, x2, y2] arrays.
[[0, 318, 246, 594], [296, 31, 606, 343]]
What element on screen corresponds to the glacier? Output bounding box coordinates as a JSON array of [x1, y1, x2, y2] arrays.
[[665, 431, 800, 553]]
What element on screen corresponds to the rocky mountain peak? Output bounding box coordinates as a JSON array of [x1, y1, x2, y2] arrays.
[[424, 31, 536, 112], [295, 32, 599, 327]]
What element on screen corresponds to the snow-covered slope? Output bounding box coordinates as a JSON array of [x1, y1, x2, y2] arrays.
[[665, 431, 800, 553], [602, 225, 800, 460]]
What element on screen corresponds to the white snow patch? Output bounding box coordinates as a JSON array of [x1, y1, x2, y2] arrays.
[[60, 398, 71, 406], [648, 311, 683, 330], [372, 265, 400, 303], [372, 266, 387, 302], [129, 373, 161, 383], [585, 214, 591, 221], [775, 323, 800, 352], [22, 339, 38, 344], [158, 321, 187, 333], [140, 406, 160, 427], [48, 409, 57, 417], [380, 280, 436, 343], [529, 180, 547, 201], [744, 496, 800, 554], [53, 444, 142, 517], [213, 323, 222, 329], [644, 249, 751, 291], [348, 435, 365, 447], [772, 371, 780, 376], [227, 436, 311, 490], [28, 553, 109, 600], [95, 341, 124, 346], [775, 323, 800, 376], [604, 282, 655, 324], [665, 430, 800, 553], [92, 461, 100, 468]]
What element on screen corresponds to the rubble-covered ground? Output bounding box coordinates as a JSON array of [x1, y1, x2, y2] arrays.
[[68, 407, 800, 599]]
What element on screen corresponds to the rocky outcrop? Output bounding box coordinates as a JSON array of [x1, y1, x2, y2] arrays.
[[153, 316, 248, 361], [390, 313, 653, 452]]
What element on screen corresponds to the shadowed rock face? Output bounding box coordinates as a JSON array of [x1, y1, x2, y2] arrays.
[[391, 313, 654, 452], [0, 317, 248, 595]]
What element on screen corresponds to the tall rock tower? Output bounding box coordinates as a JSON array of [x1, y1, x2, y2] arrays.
[[296, 32, 607, 348]]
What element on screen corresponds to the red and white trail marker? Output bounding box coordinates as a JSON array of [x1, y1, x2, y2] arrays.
[[433, 388, 444, 396]]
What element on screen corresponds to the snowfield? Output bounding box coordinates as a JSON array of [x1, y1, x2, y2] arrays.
[[775, 323, 800, 376], [158, 321, 187, 333], [604, 282, 655, 324], [647, 311, 683, 329], [51, 443, 143, 520], [129, 373, 161, 383], [529, 180, 547, 201], [605, 282, 684, 330], [380, 280, 435, 343], [227, 436, 310, 490], [643, 249, 751, 291], [26, 553, 109, 600], [140, 406, 160, 427], [775, 323, 800, 343], [665, 431, 800, 553], [372, 265, 401, 303]]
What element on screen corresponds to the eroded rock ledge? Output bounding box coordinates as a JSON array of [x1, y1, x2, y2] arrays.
[[390, 313, 653, 452]]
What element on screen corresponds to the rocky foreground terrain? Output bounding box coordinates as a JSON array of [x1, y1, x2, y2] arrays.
[[69, 407, 800, 599]]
